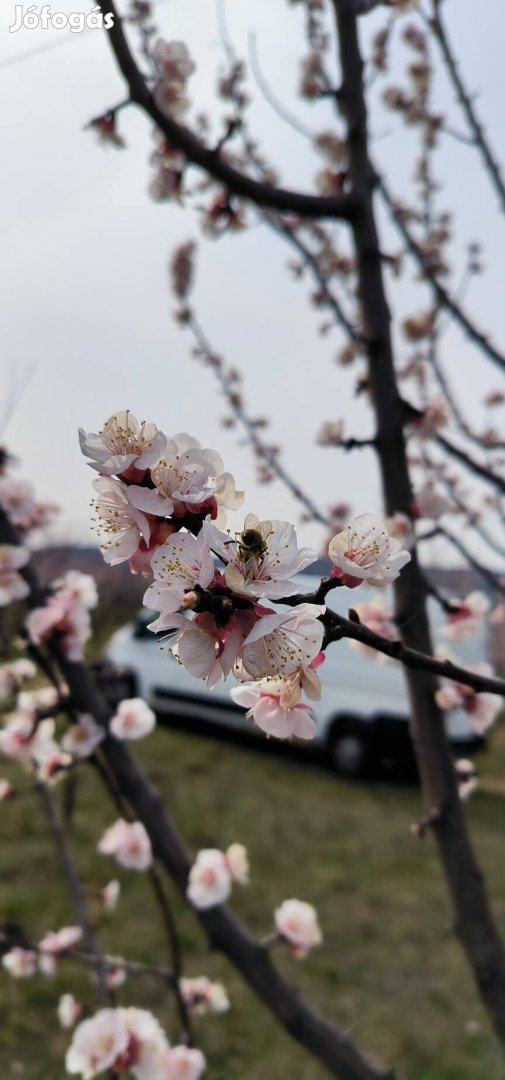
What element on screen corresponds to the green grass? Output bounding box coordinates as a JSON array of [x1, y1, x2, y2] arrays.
[[2, 717, 505, 1079]]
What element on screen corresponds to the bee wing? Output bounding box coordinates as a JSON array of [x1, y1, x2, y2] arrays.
[[243, 513, 260, 531], [256, 520, 273, 541]]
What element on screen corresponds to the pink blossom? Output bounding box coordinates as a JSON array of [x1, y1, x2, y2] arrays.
[[109, 698, 156, 741], [187, 844, 249, 909], [99, 880, 121, 911], [439, 592, 490, 641], [274, 899, 322, 959], [347, 596, 397, 660], [26, 571, 97, 661], [98, 819, 152, 871], [105, 963, 127, 990], [158, 609, 258, 689], [0, 544, 29, 606], [201, 515, 317, 601], [410, 396, 450, 438], [58, 993, 83, 1030], [120, 1007, 169, 1078], [435, 664, 500, 734], [230, 674, 317, 740], [179, 976, 229, 1016], [62, 714, 104, 759], [17, 686, 59, 711], [162, 1045, 206, 1080], [2, 947, 37, 978], [412, 480, 449, 520], [242, 603, 325, 679], [39, 925, 83, 955], [153, 40, 195, 116], [79, 411, 165, 477], [0, 712, 56, 768], [385, 512, 415, 550], [39, 925, 83, 974], [36, 744, 72, 785], [328, 515, 410, 587]]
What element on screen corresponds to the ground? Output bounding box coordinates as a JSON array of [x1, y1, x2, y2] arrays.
[[2, 709, 505, 1080]]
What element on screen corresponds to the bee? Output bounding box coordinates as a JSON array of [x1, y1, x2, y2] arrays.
[[226, 514, 273, 565]]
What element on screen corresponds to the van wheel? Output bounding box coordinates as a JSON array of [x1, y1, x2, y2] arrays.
[[329, 729, 370, 777]]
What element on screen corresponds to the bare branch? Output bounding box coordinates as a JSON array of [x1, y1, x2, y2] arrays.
[[37, 782, 109, 1004], [95, 0, 356, 222], [378, 175, 505, 373], [184, 311, 332, 526], [429, 0, 505, 215], [435, 433, 505, 495]]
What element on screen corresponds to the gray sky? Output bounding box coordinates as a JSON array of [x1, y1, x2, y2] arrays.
[[0, 0, 504, 561]]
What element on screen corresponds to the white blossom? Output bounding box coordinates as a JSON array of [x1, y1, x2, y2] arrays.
[[109, 698, 156, 741], [179, 976, 229, 1016], [328, 514, 411, 587], [79, 410, 165, 477], [62, 714, 104, 759], [144, 532, 215, 620], [58, 993, 83, 1029], [91, 476, 151, 566], [186, 845, 249, 910], [2, 947, 37, 978], [201, 515, 317, 600], [98, 819, 152, 871], [274, 899, 322, 959], [242, 604, 325, 679], [65, 1008, 129, 1078]]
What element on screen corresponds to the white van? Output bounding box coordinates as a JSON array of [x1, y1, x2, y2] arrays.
[[103, 577, 486, 776]]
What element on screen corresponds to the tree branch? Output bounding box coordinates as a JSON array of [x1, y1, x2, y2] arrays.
[[378, 175, 505, 373], [429, 0, 505, 215], [95, 0, 356, 222], [37, 781, 108, 1004], [331, 0, 505, 1055], [435, 433, 505, 495]]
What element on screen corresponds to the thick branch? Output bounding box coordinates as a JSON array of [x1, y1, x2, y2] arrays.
[[331, 0, 505, 1055], [95, 0, 356, 222]]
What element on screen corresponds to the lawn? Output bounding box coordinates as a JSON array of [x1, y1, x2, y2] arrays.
[[2, 713, 505, 1079]]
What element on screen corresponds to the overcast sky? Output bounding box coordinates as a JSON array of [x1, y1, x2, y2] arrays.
[[1, 0, 504, 563]]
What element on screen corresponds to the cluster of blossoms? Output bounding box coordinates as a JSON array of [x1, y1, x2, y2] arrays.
[[0, 664, 155, 784], [80, 414, 412, 742], [0, 471, 57, 536], [2, 924, 83, 980], [26, 570, 98, 662], [66, 1006, 205, 1080], [186, 844, 321, 958], [80, 411, 244, 571], [186, 844, 249, 908]]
